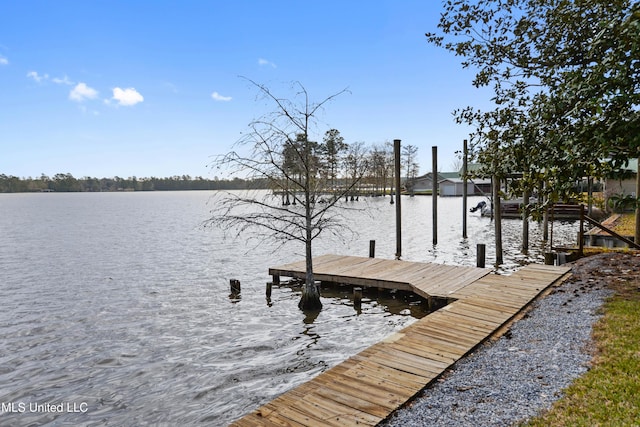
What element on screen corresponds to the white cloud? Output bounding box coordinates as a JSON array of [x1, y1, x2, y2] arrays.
[[52, 75, 73, 85], [0, 56, 8, 65], [258, 58, 277, 68], [69, 82, 99, 102], [27, 71, 49, 82], [211, 91, 232, 102], [112, 87, 144, 106]]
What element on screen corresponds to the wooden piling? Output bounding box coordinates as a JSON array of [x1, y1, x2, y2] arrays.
[[522, 187, 530, 253], [424, 296, 433, 312], [272, 274, 280, 285], [432, 146, 438, 245], [477, 244, 486, 268], [579, 204, 585, 256], [394, 139, 402, 259], [493, 175, 503, 265], [266, 282, 272, 299], [462, 140, 468, 239], [353, 287, 363, 309], [544, 252, 555, 265], [369, 240, 376, 258], [230, 279, 241, 296]]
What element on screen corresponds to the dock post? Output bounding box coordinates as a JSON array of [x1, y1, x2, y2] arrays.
[[522, 187, 530, 253], [492, 174, 503, 265], [544, 252, 555, 265], [462, 140, 468, 239], [272, 275, 280, 285], [394, 139, 402, 259], [426, 296, 434, 312], [476, 244, 486, 268], [579, 204, 585, 256], [230, 279, 241, 296], [432, 146, 438, 245], [354, 287, 363, 309], [266, 282, 272, 299], [369, 240, 376, 258]]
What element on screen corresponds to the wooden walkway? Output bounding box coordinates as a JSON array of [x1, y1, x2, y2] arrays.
[[231, 256, 571, 427]]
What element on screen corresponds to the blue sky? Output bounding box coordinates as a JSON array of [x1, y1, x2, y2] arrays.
[[0, 1, 488, 179]]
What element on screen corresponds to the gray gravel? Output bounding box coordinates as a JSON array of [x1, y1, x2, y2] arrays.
[[380, 262, 613, 427]]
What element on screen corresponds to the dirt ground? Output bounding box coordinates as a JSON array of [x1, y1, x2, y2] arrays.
[[565, 251, 640, 298]]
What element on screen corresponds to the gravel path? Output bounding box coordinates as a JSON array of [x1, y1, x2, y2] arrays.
[[380, 254, 622, 427]]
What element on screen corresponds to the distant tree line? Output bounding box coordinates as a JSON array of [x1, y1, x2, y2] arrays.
[[0, 173, 269, 193], [2, 141, 421, 194]]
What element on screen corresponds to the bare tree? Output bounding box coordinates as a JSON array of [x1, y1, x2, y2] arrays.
[[369, 143, 393, 196], [207, 80, 368, 311], [344, 141, 369, 200], [401, 144, 419, 194]]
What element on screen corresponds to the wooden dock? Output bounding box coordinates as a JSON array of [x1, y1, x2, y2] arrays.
[[231, 256, 571, 427], [269, 254, 491, 300]]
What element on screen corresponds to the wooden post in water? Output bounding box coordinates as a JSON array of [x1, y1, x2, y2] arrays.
[[353, 287, 363, 309], [432, 146, 438, 245], [394, 139, 402, 259], [522, 187, 530, 253], [579, 204, 585, 256], [272, 274, 280, 285], [493, 175, 503, 265], [542, 183, 549, 242], [587, 176, 594, 217], [230, 279, 241, 296], [266, 282, 272, 299], [477, 244, 486, 268], [462, 140, 468, 239], [369, 240, 376, 258]]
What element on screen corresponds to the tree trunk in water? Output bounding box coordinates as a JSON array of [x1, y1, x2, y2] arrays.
[[298, 239, 322, 310], [298, 190, 322, 311]]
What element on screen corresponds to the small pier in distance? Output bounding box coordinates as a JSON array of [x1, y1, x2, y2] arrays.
[[230, 255, 571, 427]]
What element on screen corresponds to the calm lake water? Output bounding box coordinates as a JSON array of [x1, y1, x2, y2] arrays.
[[0, 191, 578, 426]]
